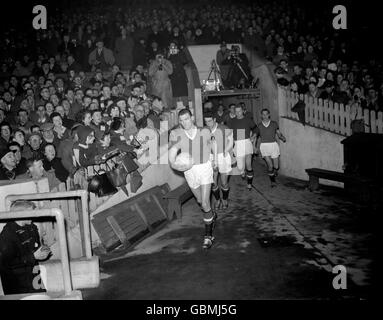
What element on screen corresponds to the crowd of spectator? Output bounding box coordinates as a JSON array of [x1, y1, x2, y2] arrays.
[[1, 0, 382, 184]]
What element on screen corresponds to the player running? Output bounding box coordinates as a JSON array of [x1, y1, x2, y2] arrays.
[[204, 111, 234, 210], [168, 109, 216, 249], [228, 104, 257, 190], [253, 108, 286, 187]]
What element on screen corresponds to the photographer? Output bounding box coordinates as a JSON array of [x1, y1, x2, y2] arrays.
[[148, 53, 173, 110], [222, 45, 251, 89], [167, 42, 189, 108]]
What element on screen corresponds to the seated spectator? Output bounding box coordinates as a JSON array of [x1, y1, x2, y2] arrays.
[[32, 105, 49, 125], [96, 130, 115, 155], [0, 200, 51, 295], [11, 129, 26, 151], [0, 146, 17, 181], [42, 143, 69, 183], [24, 155, 61, 190], [50, 112, 70, 141], [109, 117, 135, 153], [307, 81, 322, 99], [55, 105, 75, 130], [89, 109, 109, 141], [273, 46, 289, 66], [0, 121, 12, 146], [22, 132, 44, 160], [319, 81, 336, 101], [8, 142, 28, 176], [16, 110, 34, 135], [40, 122, 60, 149], [147, 96, 164, 130], [365, 88, 381, 112], [72, 125, 100, 168], [333, 79, 351, 105]]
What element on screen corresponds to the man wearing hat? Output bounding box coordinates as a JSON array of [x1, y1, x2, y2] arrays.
[[40, 122, 60, 149], [0, 146, 17, 180], [88, 39, 116, 72]]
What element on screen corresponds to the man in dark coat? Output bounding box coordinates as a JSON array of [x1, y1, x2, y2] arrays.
[[114, 28, 135, 71], [168, 42, 189, 108], [0, 200, 51, 295]]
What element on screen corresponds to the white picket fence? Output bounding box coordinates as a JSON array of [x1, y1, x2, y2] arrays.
[[281, 89, 383, 136]]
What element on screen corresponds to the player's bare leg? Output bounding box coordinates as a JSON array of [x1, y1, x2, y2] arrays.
[[200, 183, 215, 249], [272, 157, 279, 177], [245, 154, 253, 190], [264, 156, 276, 187], [190, 186, 202, 208], [212, 169, 222, 210], [220, 173, 229, 209]]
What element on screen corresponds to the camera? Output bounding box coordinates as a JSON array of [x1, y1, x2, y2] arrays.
[[158, 64, 163, 70], [354, 95, 359, 101]]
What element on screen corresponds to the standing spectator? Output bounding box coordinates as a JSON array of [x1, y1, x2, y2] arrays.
[[133, 38, 148, 68], [167, 42, 189, 108], [115, 28, 135, 71], [216, 42, 231, 88], [148, 53, 173, 110], [88, 40, 115, 72]]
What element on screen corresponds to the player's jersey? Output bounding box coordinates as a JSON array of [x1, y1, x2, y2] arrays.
[[169, 126, 211, 165], [255, 120, 279, 143], [209, 123, 232, 155], [228, 116, 257, 141]]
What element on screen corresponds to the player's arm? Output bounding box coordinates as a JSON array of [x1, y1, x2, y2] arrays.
[[252, 126, 260, 153], [276, 128, 286, 143], [224, 129, 234, 155], [249, 119, 257, 142], [168, 130, 192, 171]]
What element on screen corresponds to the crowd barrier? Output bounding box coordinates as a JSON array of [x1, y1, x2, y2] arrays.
[[279, 87, 383, 136]]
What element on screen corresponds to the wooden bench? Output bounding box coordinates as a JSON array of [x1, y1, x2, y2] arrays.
[[163, 183, 194, 220], [305, 168, 375, 202]]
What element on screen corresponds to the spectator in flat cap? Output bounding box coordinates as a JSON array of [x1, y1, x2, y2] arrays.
[[88, 39, 116, 72]]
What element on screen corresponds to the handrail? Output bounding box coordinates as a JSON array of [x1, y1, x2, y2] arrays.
[[5, 190, 91, 259], [0, 208, 72, 296]]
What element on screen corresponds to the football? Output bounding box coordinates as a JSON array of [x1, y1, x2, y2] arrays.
[[174, 152, 194, 171]]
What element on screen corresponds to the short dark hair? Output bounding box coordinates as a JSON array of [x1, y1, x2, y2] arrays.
[[0, 121, 11, 131], [131, 83, 141, 91], [26, 154, 44, 168], [7, 141, 21, 150], [203, 111, 215, 119], [110, 117, 124, 131], [261, 108, 270, 114], [50, 112, 62, 121], [178, 108, 192, 118]]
